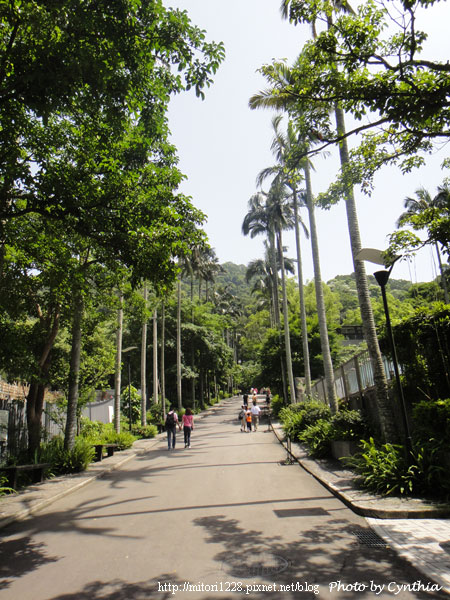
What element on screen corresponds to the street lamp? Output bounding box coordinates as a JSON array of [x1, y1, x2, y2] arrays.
[[356, 249, 413, 455], [123, 346, 138, 431]]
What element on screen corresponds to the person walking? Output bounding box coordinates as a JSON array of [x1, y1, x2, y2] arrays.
[[239, 404, 246, 432], [245, 406, 252, 432], [165, 405, 180, 450], [251, 398, 261, 431], [182, 407, 194, 448], [242, 392, 248, 407]]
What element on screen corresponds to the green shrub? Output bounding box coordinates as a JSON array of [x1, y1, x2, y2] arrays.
[[279, 400, 332, 442], [132, 424, 158, 439], [299, 420, 333, 458], [346, 435, 450, 499], [79, 417, 104, 440], [147, 400, 170, 426], [412, 398, 450, 448], [330, 409, 368, 441], [102, 427, 136, 450], [345, 438, 414, 496], [79, 418, 136, 449], [39, 436, 95, 475], [408, 439, 450, 498], [301, 401, 332, 427], [0, 474, 15, 496], [279, 407, 304, 440], [270, 394, 284, 418]]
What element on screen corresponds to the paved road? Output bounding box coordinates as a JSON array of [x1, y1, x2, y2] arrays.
[[0, 398, 446, 599]]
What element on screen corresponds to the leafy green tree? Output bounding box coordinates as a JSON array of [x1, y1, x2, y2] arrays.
[[278, 0, 450, 180], [1, 0, 224, 241], [390, 185, 450, 303], [0, 0, 225, 455]]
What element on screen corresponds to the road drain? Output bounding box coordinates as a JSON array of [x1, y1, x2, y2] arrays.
[[274, 507, 328, 517], [352, 530, 388, 547]]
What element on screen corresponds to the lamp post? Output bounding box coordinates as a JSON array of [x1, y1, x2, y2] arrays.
[[123, 346, 137, 431], [356, 249, 413, 456]]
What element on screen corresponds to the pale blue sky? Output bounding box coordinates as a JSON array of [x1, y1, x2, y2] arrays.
[[167, 0, 450, 284]]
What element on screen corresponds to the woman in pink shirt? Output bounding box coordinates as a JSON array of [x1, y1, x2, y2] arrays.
[[182, 407, 194, 448]]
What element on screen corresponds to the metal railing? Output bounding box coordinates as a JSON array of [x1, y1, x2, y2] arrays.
[[310, 349, 396, 403]]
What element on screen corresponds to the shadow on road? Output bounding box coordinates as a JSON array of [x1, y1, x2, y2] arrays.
[[0, 536, 58, 590], [192, 514, 447, 599]]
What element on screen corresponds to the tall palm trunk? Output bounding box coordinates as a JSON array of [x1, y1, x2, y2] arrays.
[[153, 308, 158, 406], [278, 230, 296, 404], [140, 283, 148, 426], [176, 276, 182, 410], [335, 106, 397, 441], [293, 187, 312, 396], [161, 301, 166, 421], [268, 229, 289, 403], [114, 293, 123, 433], [436, 243, 450, 303], [304, 162, 338, 412], [65, 288, 84, 450]]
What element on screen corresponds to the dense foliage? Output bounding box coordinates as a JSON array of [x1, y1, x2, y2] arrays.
[[0, 0, 225, 454], [278, 397, 450, 499]]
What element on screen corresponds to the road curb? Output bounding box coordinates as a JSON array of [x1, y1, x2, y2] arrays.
[[271, 424, 450, 519]]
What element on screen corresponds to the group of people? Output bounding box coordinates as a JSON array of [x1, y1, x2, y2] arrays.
[[165, 387, 272, 448], [238, 389, 270, 432], [165, 406, 194, 450]]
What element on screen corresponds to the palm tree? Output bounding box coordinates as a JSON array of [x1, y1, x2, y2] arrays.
[[246, 251, 277, 326], [196, 247, 223, 302], [398, 186, 450, 304], [242, 184, 297, 404], [242, 192, 288, 401], [249, 0, 397, 433], [325, 2, 402, 438], [176, 272, 182, 410], [140, 282, 148, 426], [269, 180, 297, 404], [262, 115, 313, 396], [114, 292, 124, 433], [249, 91, 338, 410]]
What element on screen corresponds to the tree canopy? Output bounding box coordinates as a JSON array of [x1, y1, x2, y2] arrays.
[[257, 0, 450, 198]]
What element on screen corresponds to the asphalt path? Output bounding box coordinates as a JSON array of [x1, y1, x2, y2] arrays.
[[0, 398, 446, 600]]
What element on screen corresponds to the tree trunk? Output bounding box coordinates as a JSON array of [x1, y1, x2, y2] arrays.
[[335, 106, 397, 441], [304, 162, 338, 412], [436, 242, 450, 304], [140, 283, 148, 426], [64, 289, 84, 450], [114, 293, 123, 433], [177, 276, 182, 410], [268, 229, 289, 403], [26, 381, 47, 457], [199, 368, 204, 409], [160, 301, 166, 421], [293, 187, 312, 396], [278, 230, 296, 404], [26, 308, 60, 457], [153, 308, 158, 406]]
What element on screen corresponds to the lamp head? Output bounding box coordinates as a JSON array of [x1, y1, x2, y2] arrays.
[[374, 270, 390, 287]]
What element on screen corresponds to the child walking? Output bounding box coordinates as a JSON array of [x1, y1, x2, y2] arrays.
[[182, 407, 194, 448]]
